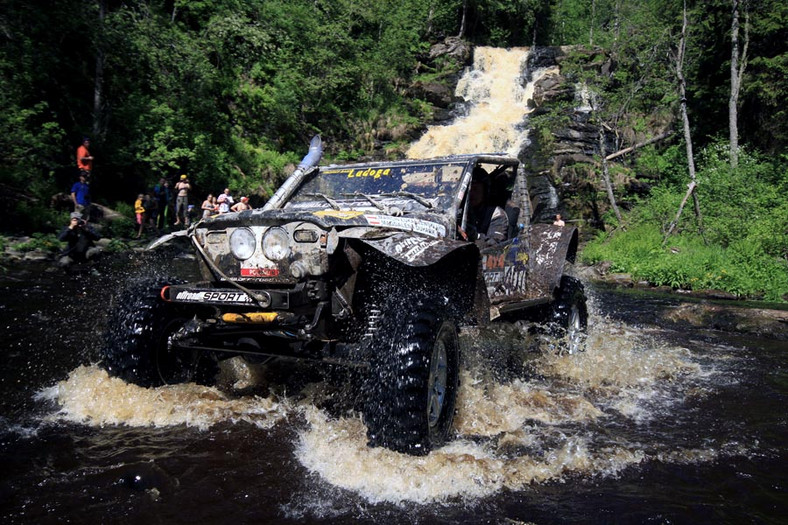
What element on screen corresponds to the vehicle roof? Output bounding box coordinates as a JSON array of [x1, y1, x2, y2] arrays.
[[322, 154, 520, 171]]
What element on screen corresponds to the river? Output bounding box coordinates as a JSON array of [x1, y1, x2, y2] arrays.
[[3, 45, 786, 523], [0, 251, 784, 524]]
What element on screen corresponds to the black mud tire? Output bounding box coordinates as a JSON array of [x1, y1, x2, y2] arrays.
[[102, 279, 214, 387], [549, 275, 588, 354], [363, 296, 460, 455]]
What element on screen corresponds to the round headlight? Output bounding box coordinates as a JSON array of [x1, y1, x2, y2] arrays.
[[229, 228, 256, 260], [262, 227, 291, 261]]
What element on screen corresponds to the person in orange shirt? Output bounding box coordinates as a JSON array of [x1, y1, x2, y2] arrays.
[[76, 137, 94, 179]]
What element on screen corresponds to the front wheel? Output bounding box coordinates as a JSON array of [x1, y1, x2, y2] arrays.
[[364, 297, 459, 455], [102, 279, 214, 386]]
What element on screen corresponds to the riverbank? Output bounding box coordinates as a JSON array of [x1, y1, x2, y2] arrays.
[[579, 265, 788, 341]]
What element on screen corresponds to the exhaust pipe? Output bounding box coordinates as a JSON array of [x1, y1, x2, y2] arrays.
[[263, 135, 323, 211]]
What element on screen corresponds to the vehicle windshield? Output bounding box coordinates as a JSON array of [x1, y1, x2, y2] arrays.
[[286, 162, 468, 212]]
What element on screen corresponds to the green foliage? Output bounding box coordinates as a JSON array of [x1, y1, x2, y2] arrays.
[[7, 201, 66, 235], [582, 144, 788, 301], [104, 238, 131, 253], [693, 144, 787, 255], [635, 145, 687, 186], [11, 233, 62, 254], [582, 223, 788, 301], [104, 217, 136, 240], [113, 201, 134, 219]]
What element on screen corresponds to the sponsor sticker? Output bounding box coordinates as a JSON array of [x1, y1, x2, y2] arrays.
[[391, 237, 441, 262], [313, 209, 364, 220], [174, 290, 253, 304], [241, 267, 280, 277], [364, 215, 446, 238]]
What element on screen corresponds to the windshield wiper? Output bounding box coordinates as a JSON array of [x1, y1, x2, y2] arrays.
[[380, 191, 434, 209], [340, 192, 386, 211], [303, 192, 341, 210]]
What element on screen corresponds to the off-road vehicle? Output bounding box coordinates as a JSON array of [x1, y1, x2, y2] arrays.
[[103, 136, 586, 454]]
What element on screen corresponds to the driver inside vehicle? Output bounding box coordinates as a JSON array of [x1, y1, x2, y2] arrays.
[[461, 166, 509, 245]]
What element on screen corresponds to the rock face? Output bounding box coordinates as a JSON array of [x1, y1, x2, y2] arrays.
[[427, 36, 472, 65], [519, 47, 670, 231]]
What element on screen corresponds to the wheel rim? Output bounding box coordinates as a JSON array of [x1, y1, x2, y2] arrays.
[[566, 303, 583, 354], [427, 336, 448, 428], [154, 318, 195, 384]]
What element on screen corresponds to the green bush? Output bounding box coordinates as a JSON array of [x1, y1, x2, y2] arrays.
[[582, 222, 788, 300], [104, 238, 130, 253], [582, 142, 788, 301], [11, 233, 62, 253], [104, 216, 136, 239]]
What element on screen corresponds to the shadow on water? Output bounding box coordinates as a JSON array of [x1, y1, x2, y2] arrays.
[[0, 252, 786, 524]]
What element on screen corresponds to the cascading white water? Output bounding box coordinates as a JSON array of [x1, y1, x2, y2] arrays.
[[407, 47, 559, 159]]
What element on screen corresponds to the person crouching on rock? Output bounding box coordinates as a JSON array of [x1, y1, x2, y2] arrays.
[[58, 212, 101, 267]]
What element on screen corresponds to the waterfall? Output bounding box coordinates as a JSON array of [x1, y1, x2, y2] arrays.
[[407, 47, 559, 159]]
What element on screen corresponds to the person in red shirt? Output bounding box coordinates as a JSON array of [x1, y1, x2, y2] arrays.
[[76, 137, 93, 179]]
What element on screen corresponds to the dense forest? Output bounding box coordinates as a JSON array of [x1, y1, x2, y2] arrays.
[[1, 0, 786, 299]]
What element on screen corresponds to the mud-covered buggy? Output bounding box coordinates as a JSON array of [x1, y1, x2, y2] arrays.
[[102, 137, 587, 455]]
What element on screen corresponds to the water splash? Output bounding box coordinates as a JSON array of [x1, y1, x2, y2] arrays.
[[44, 314, 727, 506], [292, 317, 721, 504], [39, 365, 289, 430]]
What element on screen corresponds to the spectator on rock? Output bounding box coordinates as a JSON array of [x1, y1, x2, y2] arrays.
[[70, 173, 91, 220], [58, 211, 101, 267], [174, 174, 191, 226], [201, 194, 216, 219], [217, 193, 229, 214], [146, 190, 159, 233], [222, 188, 235, 207], [154, 178, 173, 230], [231, 196, 251, 212], [76, 137, 94, 180]]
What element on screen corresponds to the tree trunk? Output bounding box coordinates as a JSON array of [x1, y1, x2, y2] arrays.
[[664, 0, 705, 244], [599, 128, 622, 224], [605, 132, 674, 161], [613, 0, 621, 44], [457, 0, 467, 38], [729, 0, 749, 169], [92, 0, 106, 139]]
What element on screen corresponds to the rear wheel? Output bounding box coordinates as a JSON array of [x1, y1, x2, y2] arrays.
[[364, 294, 459, 455], [102, 279, 214, 386]]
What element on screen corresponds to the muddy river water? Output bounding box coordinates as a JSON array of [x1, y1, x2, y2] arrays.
[[0, 251, 785, 524]]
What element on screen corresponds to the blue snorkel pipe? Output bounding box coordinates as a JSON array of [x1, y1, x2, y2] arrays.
[[262, 135, 323, 211]]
